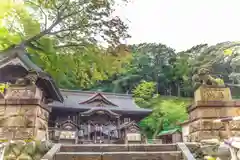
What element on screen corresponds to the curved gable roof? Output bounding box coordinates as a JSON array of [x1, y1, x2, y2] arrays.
[[79, 92, 118, 107], [59, 120, 79, 129], [81, 107, 120, 118]]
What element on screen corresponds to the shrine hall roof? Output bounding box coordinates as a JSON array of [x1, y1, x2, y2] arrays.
[[50, 89, 152, 116]]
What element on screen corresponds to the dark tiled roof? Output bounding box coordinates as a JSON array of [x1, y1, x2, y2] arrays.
[[50, 90, 152, 116]]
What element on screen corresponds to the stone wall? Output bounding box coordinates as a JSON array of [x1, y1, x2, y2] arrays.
[[0, 85, 50, 141]]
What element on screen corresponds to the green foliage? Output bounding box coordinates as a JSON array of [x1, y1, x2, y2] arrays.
[[0, 0, 131, 89], [132, 81, 189, 138], [0, 83, 9, 94], [100, 41, 240, 97], [160, 99, 188, 126], [133, 81, 156, 99], [133, 81, 156, 107], [138, 96, 189, 138], [215, 78, 225, 85]]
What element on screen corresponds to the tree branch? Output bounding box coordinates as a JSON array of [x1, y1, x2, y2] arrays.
[[49, 27, 79, 35], [55, 43, 85, 49], [28, 42, 45, 52], [25, 0, 48, 29], [54, 0, 70, 10], [59, 1, 87, 21], [22, 13, 62, 46], [40, 7, 48, 30], [21, 1, 85, 47]]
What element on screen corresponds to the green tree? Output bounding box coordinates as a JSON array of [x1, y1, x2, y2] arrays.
[[1, 0, 130, 50], [0, 0, 132, 89], [133, 81, 157, 107], [138, 97, 189, 139], [132, 81, 189, 139], [99, 43, 177, 94]]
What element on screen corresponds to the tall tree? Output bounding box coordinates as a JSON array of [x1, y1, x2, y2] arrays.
[[110, 43, 176, 94], [2, 0, 130, 50], [0, 0, 131, 89]]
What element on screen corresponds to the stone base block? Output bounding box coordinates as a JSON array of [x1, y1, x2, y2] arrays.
[[0, 102, 49, 141], [189, 107, 240, 121], [0, 127, 34, 140], [189, 119, 240, 133], [189, 130, 240, 142], [0, 127, 47, 141]]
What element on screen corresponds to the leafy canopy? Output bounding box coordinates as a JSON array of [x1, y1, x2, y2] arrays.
[[0, 0, 131, 89]]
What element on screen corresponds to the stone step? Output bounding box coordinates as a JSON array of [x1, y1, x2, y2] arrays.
[[55, 151, 183, 160], [60, 144, 178, 152]]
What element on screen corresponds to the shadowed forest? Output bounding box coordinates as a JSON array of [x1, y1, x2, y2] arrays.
[[1, 0, 240, 138]]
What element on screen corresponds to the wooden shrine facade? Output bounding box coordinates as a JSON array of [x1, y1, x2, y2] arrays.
[[48, 91, 152, 144]]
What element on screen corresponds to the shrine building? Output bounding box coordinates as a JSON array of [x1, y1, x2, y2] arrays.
[[0, 46, 152, 144]]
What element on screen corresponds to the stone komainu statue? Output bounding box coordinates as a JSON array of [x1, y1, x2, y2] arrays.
[[192, 68, 225, 89], [15, 70, 38, 86]]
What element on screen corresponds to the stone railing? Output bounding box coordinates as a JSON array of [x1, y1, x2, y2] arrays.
[[41, 144, 61, 160], [0, 142, 6, 160], [177, 143, 197, 160], [178, 140, 231, 160]]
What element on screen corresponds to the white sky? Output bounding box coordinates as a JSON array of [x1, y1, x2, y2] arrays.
[[114, 0, 240, 52]]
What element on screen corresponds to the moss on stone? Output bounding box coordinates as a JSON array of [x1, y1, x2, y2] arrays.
[[3, 140, 53, 160]]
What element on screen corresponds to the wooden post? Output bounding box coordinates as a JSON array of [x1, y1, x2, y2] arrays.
[[75, 129, 78, 144], [107, 131, 110, 143], [124, 129, 128, 144], [117, 118, 121, 138], [88, 122, 90, 140], [94, 124, 97, 143]]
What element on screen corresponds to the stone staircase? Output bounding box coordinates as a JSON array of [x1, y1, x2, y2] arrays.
[[52, 144, 185, 160]]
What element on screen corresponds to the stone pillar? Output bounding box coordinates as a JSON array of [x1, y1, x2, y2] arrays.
[[187, 85, 240, 142], [0, 84, 50, 141]]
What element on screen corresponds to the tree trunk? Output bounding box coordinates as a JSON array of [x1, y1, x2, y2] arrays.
[[169, 86, 172, 96], [177, 83, 181, 97], [152, 120, 163, 139], [152, 129, 160, 140]]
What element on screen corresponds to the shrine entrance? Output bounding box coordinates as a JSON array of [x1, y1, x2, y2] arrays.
[[90, 130, 109, 144], [79, 108, 121, 144]]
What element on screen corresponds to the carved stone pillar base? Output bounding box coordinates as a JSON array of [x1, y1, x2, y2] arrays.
[[0, 85, 50, 141], [186, 86, 240, 142], [188, 119, 240, 141]]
